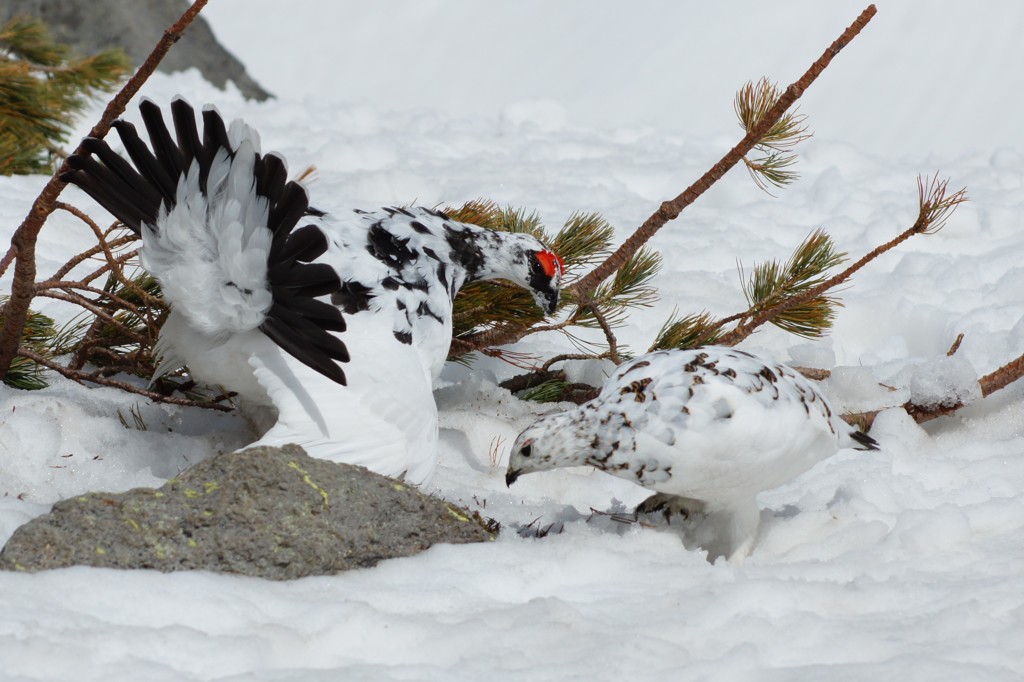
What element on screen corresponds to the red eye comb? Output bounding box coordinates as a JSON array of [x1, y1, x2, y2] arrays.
[[537, 250, 564, 278]]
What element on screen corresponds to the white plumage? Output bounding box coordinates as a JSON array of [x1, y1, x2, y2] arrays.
[[63, 98, 564, 485], [505, 347, 878, 561]]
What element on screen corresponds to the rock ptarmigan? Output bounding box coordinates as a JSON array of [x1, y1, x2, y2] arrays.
[[505, 347, 878, 561], [62, 98, 564, 485]]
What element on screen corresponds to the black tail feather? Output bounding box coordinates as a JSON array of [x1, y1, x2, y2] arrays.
[[63, 154, 152, 232], [170, 98, 206, 180], [201, 106, 232, 157], [61, 98, 350, 387], [112, 119, 178, 207], [139, 99, 186, 182], [79, 137, 163, 219], [850, 430, 879, 451], [269, 262, 341, 298], [255, 153, 288, 208], [279, 224, 329, 263], [260, 313, 348, 386], [275, 290, 347, 333]]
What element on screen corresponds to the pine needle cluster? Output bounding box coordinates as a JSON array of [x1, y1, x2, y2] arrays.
[[650, 311, 721, 351], [0, 296, 57, 389], [648, 230, 846, 355], [0, 15, 129, 175], [62, 268, 166, 377], [734, 78, 812, 193], [740, 229, 846, 338]]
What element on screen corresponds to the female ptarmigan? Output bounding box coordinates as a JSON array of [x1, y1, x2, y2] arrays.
[[505, 347, 878, 561], [62, 98, 564, 485]]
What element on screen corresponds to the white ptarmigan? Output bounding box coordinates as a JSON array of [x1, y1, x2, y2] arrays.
[[505, 347, 878, 561], [62, 98, 564, 485]]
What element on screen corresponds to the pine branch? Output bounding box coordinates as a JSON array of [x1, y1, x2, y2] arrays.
[[842, 346, 1024, 430], [738, 228, 846, 338], [0, 298, 57, 389], [0, 16, 129, 175], [0, 0, 211, 382], [573, 247, 660, 327], [570, 5, 877, 298], [14, 348, 232, 412], [585, 304, 622, 365], [440, 6, 877, 362], [713, 174, 967, 347], [735, 78, 813, 194], [649, 310, 722, 351]]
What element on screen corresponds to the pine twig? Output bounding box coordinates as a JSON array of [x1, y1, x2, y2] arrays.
[[711, 174, 968, 347], [541, 353, 603, 372], [978, 353, 1024, 400], [0, 245, 14, 279], [569, 4, 877, 299], [586, 304, 622, 365], [446, 5, 877, 359], [47, 202, 136, 281], [0, 0, 210, 380], [499, 369, 568, 394], [15, 348, 231, 412], [946, 333, 964, 356]]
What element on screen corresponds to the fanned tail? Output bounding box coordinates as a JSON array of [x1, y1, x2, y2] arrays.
[[61, 98, 349, 385], [849, 429, 880, 451]]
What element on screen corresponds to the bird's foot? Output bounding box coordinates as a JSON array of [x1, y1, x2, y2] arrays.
[[635, 493, 706, 524]]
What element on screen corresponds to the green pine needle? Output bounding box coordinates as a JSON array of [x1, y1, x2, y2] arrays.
[[734, 77, 812, 193], [577, 247, 661, 327], [740, 229, 846, 338], [0, 15, 129, 175], [649, 310, 721, 351], [549, 212, 615, 269], [0, 298, 58, 389], [735, 77, 812, 151], [519, 379, 569, 403]]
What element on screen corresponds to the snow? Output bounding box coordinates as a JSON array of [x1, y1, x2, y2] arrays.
[[3, 1, 1024, 679]]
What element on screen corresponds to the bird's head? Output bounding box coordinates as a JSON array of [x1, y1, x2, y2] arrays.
[[467, 231, 563, 315], [505, 410, 583, 486], [525, 248, 564, 315]]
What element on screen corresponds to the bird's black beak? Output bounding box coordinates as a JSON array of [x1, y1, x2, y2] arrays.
[[505, 469, 521, 487], [540, 288, 559, 315]]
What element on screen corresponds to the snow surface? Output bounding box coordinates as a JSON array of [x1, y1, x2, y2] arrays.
[[3, 2, 1024, 679]]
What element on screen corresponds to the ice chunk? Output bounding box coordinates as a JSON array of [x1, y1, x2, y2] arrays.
[[822, 365, 908, 414], [907, 355, 982, 409], [787, 342, 836, 369]]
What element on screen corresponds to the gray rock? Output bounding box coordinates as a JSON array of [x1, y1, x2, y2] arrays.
[[1, 0, 272, 101], [0, 444, 495, 579]]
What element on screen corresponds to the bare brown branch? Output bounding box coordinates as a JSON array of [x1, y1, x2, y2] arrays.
[[946, 333, 964, 357], [841, 341, 1024, 430], [0, 0, 210, 380], [711, 175, 968, 347], [447, 5, 877, 361], [15, 348, 231, 412], [569, 4, 877, 298], [586, 305, 622, 365]]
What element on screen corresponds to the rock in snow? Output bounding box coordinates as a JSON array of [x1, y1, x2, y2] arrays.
[[0, 0, 272, 101], [0, 445, 494, 579]]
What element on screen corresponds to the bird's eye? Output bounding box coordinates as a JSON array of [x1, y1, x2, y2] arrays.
[[520, 444, 533, 458], [531, 259, 543, 273]]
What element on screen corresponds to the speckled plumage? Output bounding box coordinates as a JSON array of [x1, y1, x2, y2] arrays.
[[62, 98, 564, 485], [506, 347, 878, 561]]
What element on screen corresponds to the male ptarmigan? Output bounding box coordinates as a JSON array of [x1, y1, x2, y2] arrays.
[[62, 98, 564, 485], [505, 347, 878, 561]]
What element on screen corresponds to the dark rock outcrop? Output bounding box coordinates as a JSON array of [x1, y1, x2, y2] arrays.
[[0, 444, 494, 579], [1, 0, 272, 101]]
